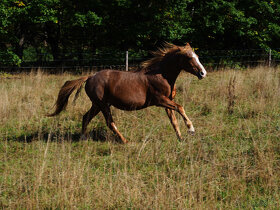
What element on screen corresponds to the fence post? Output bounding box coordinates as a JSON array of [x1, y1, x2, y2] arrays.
[[268, 49, 271, 67], [126, 50, 128, 71]]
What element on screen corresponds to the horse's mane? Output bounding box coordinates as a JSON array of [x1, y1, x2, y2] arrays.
[[141, 43, 192, 70]]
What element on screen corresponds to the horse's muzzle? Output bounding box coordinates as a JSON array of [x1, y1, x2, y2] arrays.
[[197, 71, 206, 80]]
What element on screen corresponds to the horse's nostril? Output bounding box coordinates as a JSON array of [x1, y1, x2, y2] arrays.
[[200, 71, 204, 76]]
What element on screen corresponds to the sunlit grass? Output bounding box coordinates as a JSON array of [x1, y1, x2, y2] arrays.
[[0, 67, 280, 208]]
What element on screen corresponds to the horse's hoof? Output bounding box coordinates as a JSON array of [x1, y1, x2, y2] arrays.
[[188, 125, 195, 135], [122, 140, 129, 144], [178, 137, 184, 141], [188, 126, 195, 135], [188, 130, 195, 135]]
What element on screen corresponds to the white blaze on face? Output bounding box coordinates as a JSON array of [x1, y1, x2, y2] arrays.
[[191, 52, 207, 78]]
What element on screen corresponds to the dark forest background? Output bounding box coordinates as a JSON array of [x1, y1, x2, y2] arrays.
[[0, 0, 279, 68]]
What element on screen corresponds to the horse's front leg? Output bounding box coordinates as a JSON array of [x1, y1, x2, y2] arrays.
[[165, 85, 184, 140], [165, 108, 183, 140], [157, 96, 195, 134]]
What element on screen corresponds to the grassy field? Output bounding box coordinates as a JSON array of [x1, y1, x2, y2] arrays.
[[1, 67, 280, 209]]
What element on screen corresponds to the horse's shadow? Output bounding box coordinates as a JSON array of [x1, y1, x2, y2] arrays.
[[9, 127, 118, 143]]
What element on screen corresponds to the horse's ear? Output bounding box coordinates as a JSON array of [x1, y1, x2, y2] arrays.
[[185, 42, 191, 47]]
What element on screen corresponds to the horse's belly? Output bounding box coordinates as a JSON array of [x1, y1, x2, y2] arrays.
[[112, 103, 147, 111], [108, 91, 149, 111]]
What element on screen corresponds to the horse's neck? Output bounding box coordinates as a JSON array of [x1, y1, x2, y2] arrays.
[[141, 56, 181, 87], [161, 59, 181, 87]]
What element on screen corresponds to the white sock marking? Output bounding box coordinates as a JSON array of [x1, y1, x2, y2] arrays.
[[189, 125, 195, 132]]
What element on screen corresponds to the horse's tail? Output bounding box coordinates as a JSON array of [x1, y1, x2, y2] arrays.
[[47, 76, 89, 117]]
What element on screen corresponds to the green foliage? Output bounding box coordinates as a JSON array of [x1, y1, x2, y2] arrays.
[[0, 50, 21, 66], [0, 0, 279, 66]]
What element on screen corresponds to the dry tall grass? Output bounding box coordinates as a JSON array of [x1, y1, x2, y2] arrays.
[[0, 67, 280, 209]]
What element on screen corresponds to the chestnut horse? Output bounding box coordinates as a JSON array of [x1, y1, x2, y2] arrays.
[[48, 43, 207, 143]]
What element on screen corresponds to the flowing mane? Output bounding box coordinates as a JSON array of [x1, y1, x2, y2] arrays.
[[141, 43, 192, 69]]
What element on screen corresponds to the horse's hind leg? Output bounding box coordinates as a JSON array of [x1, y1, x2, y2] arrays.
[[81, 104, 100, 138], [165, 108, 182, 141], [101, 106, 128, 144]]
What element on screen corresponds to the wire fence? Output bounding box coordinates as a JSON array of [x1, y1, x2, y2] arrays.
[[1, 48, 280, 73], [197, 48, 280, 70]]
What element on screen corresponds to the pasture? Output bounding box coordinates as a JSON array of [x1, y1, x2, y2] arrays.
[[1, 67, 280, 209]]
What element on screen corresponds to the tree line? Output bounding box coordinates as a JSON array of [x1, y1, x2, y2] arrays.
[[0, 0, 279, 67]]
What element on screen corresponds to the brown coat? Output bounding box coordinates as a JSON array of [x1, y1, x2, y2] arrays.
[[48, 43, 207, 143]]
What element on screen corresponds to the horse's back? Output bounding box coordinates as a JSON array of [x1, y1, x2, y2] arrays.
[[85, 69, 150, 110]]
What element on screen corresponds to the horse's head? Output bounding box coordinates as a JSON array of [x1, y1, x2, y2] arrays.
[[179, 43, 207, 80], [141, 42, 207, 80]]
